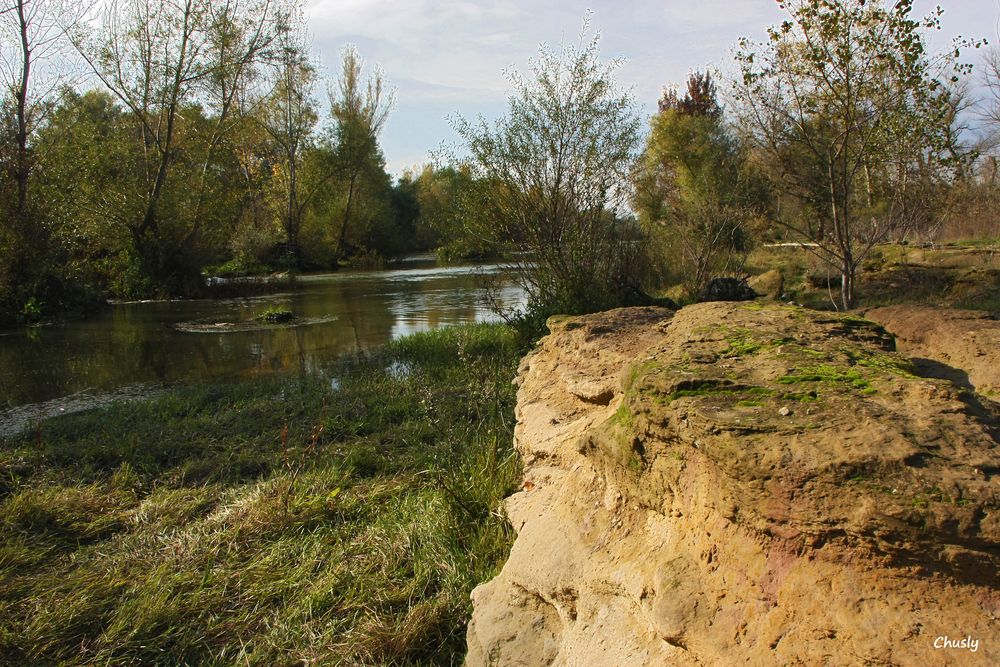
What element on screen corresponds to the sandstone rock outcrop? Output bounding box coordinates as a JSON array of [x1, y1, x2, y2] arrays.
[[865, 305, 1000, 399], [466, 303, 999, 666]]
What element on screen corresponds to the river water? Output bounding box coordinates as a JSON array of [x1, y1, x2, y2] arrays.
[[0, 255, 524, 430]]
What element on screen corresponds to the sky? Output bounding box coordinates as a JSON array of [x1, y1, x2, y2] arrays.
[[304, 0, 1000, 177]]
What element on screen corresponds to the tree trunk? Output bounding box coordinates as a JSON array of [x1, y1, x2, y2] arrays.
[[338, 171, 358, 255], [840, 256, 855, 311], [826, 157, 840, 250], [14, 0, 31, 228], [285, 143, 301, 260]]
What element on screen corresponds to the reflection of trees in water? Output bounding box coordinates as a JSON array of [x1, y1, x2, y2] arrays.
[[1, 266, 519, 407], [0, 307, 172, 406]]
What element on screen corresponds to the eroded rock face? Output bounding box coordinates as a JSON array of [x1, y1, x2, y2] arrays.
[[466, 303, 999, 667], [865, 305, 1000, 399]]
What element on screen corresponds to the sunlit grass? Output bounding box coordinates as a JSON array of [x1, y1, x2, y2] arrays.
[[0, 323, 520, 666]]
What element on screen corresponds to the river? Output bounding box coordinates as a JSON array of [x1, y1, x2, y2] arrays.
[[0, 255, 524, 432]]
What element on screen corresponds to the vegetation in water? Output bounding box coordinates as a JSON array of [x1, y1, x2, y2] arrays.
[[0, 324, 520, 665], [253, 306, 296, 324]]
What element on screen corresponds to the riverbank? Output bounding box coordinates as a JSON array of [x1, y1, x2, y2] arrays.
[[0, 324, 520, 665], [744, 241, 1000, 312]]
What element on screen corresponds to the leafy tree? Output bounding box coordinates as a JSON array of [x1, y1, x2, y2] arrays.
[[733, 0, 981, 309], [635, 71, 767, 297], [451, 22, 644, 318], [257, 9, 317, 262], [328, 45, 393, 259], [72, 0, 284, 293], [388, 173, 422, 250], [226, 92, 283, 270], [0, 0, 80, 321], [33, 89, 143, 296], [345, 163, 398, 261], [408, 164, 494, 260], [659, 71, 722, 118]]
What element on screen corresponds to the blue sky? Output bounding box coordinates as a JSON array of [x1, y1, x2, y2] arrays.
[[304, 0, 999, 176]]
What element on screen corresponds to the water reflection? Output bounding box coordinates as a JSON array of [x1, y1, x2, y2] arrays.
[[0, 255, 525, 410]]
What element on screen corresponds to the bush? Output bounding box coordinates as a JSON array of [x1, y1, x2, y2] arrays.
[[450, 21, 646, 329], [254, 306, 295, 323]]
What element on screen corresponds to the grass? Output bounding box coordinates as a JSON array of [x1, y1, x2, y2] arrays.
[[611, 402, 635, 430], [0, 323, 520, 666], [722, 332, 762, 358], [844, 347, 918, 378], [661, 380, 818, 408], [777, 364, 871, 389], [664, 381, 775, 402]]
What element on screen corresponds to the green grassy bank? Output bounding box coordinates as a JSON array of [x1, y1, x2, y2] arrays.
[[0, 324, 521, 666]]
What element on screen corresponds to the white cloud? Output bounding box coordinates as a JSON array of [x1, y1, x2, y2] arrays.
[[304, 0, 998, 177]]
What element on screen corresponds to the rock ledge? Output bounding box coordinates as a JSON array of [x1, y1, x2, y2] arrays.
[[467, 303, 998, 666]]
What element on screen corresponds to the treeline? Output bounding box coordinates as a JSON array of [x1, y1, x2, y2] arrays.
[[634, 2, 1000, 311], [0, 0, 489, 326], [449, 1, 999, 328], [4, 0, 1000, 327]]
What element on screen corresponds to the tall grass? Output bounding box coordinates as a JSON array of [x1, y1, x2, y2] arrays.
[[0, 323, 520, 666]]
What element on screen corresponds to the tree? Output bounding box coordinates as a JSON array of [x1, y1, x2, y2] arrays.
[[257, 8, 316, 260], [0, 0, 80, 319], [635, 71, 767, 297], [733, 0, 980, 309], [983, 45, 1000, 137], [33, 89, 141, 295], [1, 0, 63, 226], [451, 22, 643, 316], [407, 164, 493, 260], [659, 71, 722, 118], [72, 0, 283, 292], [328, 45, 393, 258], [388, 171, 422, 250]]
